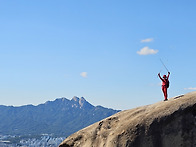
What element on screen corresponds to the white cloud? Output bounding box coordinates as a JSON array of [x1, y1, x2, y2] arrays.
[[141, 38, 154, 43], [80, 72, 88, 78], [137, 46, 158, 55], [184, 87, 196, 90]]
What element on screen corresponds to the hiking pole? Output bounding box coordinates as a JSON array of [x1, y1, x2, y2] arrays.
[[160, 59, 169, 72], [157, 70, 162, 78], [159, 69, 162, 74]]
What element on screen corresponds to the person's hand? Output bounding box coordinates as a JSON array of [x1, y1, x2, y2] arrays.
[[168, 72, 170, 75], [158, 73, 160, 76]]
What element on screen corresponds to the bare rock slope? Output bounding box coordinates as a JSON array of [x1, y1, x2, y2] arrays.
[[59, 92, 196, 147]]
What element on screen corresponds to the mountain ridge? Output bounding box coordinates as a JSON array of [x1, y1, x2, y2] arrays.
[[0, 96, 120, 137]]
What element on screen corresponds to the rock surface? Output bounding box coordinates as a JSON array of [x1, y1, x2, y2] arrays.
[[59, 92, 196, 147]]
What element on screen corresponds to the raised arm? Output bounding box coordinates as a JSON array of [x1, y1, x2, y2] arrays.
[[158, 73, 164, 81], [167, 72, 170, 79]]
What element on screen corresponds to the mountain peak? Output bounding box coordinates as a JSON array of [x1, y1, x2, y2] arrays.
[[79, 97, 86, 106], [80, 97, 86, 101], [71, 96, 93, 109], [71, 96, 80, 102]]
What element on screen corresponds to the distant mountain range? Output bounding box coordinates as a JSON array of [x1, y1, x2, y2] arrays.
[[0, 97, 120, 137]]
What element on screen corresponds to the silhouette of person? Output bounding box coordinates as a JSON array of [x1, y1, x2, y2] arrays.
[[158, 72, 170, 101]]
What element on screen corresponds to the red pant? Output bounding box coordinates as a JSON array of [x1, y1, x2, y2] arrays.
[[162, 85, 167, 100]]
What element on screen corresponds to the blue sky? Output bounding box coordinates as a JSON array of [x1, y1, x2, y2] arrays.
[[0, 0, 196, 110]]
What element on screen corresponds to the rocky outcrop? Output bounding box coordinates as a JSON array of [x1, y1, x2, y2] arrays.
[[59, 92, 196, 147]]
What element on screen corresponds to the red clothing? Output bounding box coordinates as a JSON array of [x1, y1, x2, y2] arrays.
[[158, 73, 170, 100], [160, 74, 169, 86], [162, 85, 168, 100]]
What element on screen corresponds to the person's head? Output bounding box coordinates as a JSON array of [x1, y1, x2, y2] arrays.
[[163, 75, 166, 79]]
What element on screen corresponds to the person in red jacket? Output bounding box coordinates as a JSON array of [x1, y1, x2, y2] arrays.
[[158, 72, 170, 101]]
